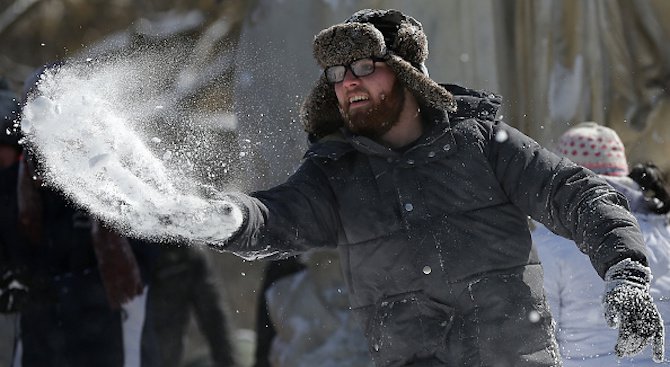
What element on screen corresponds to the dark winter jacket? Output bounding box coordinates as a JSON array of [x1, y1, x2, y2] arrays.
[[224, 84, 647, 366]]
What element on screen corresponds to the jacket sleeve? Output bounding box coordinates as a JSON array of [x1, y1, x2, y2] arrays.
[[484, 120, 647, 278], [216, 158, 341, 260]]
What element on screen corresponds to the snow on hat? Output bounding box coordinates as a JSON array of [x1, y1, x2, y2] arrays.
[[557, 121, 629, 176], [301, 9, 456, 139]]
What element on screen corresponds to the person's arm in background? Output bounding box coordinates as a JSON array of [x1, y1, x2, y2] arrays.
[[16, 155, 42, 246], [189, 249, 236, 367], [91, 221, 144, 309]]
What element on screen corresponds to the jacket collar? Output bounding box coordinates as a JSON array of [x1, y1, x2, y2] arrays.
[[304, 84, 501, 162], [304, 106, 454, 163]]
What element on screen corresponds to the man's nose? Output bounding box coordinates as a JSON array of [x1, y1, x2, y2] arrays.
[[341, 68, 359, 87]]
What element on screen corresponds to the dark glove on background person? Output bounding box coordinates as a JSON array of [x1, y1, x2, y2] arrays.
[[603, 258, 665, 362], [629, 162, 670, 215]]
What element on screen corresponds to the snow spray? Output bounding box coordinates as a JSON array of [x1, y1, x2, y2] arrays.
[[19, 51, 244, 247]]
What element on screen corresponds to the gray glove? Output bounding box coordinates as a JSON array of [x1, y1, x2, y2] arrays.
[[603, 258, 665, 362]]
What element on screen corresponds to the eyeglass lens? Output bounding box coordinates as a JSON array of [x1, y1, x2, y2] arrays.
[[325, 58, 376, 83]]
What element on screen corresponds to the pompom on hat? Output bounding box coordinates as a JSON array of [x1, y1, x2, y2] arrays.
[[557, 121, 629, 176], [301, 9, 456, 139]]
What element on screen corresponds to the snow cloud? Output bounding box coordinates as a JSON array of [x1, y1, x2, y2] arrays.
[[20, 54, 243, 246]]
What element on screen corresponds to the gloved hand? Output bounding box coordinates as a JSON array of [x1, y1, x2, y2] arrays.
[[603, 258, 665, 362], [629, 162, 670, 214]]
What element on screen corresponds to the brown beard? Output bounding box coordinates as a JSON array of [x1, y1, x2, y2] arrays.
[[342, 80, 405, 138]]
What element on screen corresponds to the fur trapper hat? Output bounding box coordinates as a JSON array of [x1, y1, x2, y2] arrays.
[[301, 9, 455, 139]]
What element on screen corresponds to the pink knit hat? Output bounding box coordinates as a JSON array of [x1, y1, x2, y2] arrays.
[[557, 122, 629, 176]]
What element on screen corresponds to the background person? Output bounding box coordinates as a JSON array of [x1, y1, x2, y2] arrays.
[[533, 122, 670, 366], [146, 244, 236, 367], [9, 66, 158, 367], [0, 76, 24, 367]]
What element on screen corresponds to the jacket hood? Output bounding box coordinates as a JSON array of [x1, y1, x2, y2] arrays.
[[444, 83, 502, 122]]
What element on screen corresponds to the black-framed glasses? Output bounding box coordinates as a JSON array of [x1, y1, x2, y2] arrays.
[[324, 57, 386, 83]]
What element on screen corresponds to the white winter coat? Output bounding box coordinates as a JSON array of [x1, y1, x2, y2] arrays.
[[533, 175, 670, 366], [265, 262, 374, 367]]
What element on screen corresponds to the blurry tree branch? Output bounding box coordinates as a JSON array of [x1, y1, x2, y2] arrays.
[[0, 0, 41, 37]]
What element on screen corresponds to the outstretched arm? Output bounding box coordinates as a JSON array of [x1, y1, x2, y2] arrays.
[[213, 159, 342, 260], [485, 120, 646, 275], [486, 120, 663, 361]]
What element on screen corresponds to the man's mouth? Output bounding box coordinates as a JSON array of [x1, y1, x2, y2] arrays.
[[348, 95, 370, 107]]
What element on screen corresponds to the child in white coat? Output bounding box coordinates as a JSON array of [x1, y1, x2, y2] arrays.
[[533, 122, 670, 366]]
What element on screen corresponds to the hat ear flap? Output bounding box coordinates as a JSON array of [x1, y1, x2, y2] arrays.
[[386, 55, 455, 112], [301, 76, 344, 139]]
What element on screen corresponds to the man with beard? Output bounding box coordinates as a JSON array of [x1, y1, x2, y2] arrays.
[[216, 9, 664, 367]]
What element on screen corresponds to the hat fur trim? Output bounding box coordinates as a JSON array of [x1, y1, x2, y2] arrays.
[[301, 75, 342, 139], [312, 23, 387, 68]]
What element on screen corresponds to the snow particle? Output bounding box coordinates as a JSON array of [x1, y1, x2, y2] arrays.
[[495, 130, 509, 143], [422, 266, 432, 275], [528, 310, 541, 323]]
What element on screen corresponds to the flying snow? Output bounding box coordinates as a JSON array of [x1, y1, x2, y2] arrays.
[[20, 56, 243, 246]]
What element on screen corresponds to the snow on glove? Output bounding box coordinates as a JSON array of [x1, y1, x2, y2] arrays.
[[603, 258, 665, 362]]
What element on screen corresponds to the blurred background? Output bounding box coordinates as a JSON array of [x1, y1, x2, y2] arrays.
[[1, 0, 669, 366]]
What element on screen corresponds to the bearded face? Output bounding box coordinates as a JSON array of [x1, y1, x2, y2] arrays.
[[340, 79, 405, 138], [334, 60, 406, 139]]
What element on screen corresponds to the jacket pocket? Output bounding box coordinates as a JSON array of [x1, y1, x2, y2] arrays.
[[467, 270, 559, 366], [364, 291, 454, 367]]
